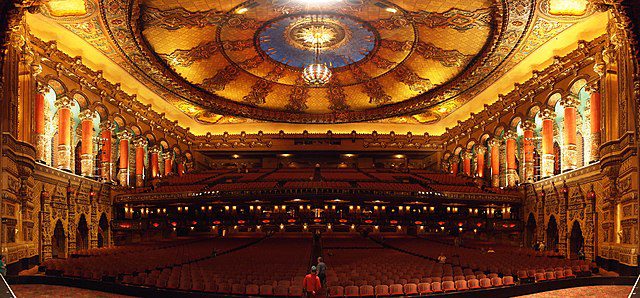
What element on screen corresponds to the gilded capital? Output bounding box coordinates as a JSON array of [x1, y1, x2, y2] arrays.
[[450, 156, 461, 163], [162, 151, 173, 160], [149, 145, 162, 154], [462, 151, 473, 160], [36, 81, 49, 94], [99, 121, 116, 131], [521, 120, 535, 131], [133, 137, 148, 148], [487, 138, 501, 148], [476, 145, 486, 155], [78, 109, 97, 121], [540, 108, 556, 120], [560, 95, 579, 108], [54, 96, 74, 110], [504, 130, 518, 140], [117, 130, 133, 141]]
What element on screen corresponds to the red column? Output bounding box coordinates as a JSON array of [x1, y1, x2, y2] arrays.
[[117, 131, 132, 186], [99, 121, 115, 181], [505, 130, 518, 187], [540, 108, 556, 178], [450, 156, 460, 175], [476, 146, 486, 178], [462, 151, 472, 176], [522, 120, 535, 183], [79, 110, 96, 177], [177, 157, 185, 176], [588, 84, 601, 162], [562, 96, 579, 170], [34, 85, 48, 163], [488, 138, 500, 187], [163, 151, 173, 176], [149, 146, 160, 179], [54, 96, 74, 171], [133, 137, 148, 187]]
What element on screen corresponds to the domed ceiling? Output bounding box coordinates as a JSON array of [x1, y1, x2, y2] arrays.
[[89, 0, 534, 124], [138, 0, 495, 123], [39, 0, 599, 127]]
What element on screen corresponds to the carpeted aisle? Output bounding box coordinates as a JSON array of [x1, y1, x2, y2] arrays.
[[11, 284, 134, 298], [515, 285, 632, 298]]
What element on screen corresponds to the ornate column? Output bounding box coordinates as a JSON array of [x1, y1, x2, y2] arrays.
[[176, 156, 186, 176], [462, 151, 472, 176], [522, 120, 536, 183], [55, 96, 74, 171], [79, 110, 97, 177], [99, 121, 115, 182], [488, 138, 500, 187], [586, 83, 601, 162], [505, 130, 519, 187], [476, 145, 486, 178], [34, 83, 49, 163], [117, 131, 132, 186], [540, 108, 556, 178], [450, 156, 460, 175], [162, 151, 173, 176], [561, 95, 579, 171], [133, 137, 148, 187], [149, 146, 161, 179]]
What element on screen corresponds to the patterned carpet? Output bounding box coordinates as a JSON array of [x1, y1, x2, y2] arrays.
[[516, 285, 632, 298], [11, 284, 134, 298]]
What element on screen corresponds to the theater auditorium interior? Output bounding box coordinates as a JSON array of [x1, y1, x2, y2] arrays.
[[1, 0, 640, 297]]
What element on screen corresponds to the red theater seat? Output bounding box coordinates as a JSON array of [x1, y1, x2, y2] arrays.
[[360, 285, 375, 297], [442, 281, 456, 292], [389, 284, 403, 296], [403, 283, 418, 295], [417, 283, 431, 294], [375, 285, 390, 296], [259, 285, 273, 296], [455, 280, 469, 291], [344, 285, 358, 297], [468, 278, 481, 289]]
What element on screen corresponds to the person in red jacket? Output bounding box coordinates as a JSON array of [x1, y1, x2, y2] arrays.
[[303, 266, 322, 297]]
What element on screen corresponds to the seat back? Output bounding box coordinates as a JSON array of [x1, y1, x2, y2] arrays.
[[375, 285, 389, 295], [491, 277, 503, 286], [404, 283, 418, 294], [344, 285, 358, 296], [246, 284, 259, 295], [259, 285, 273, 295], [468, 278, 480, 288], [389, 284, 403, 294], [417, 282, 431, 293], [360, 285, 374, 296], [442, 280, 455, 291], [455, 280, 468, 290], [479, 278, 492, 288]]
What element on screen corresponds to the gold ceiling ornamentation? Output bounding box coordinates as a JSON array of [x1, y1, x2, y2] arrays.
[[46, 0, 543, 123], [414, 42, 473, 67]]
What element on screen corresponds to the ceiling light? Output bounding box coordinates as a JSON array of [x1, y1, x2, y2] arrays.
[[231, 154, 240, 159], [236, 7, 249, 14], [385, 7, 397, 13], [303, 63, 332, 86]]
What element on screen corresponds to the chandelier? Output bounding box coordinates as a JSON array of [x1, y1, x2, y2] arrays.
[[303, 63, 332, 86], [301, 15, 333, 86]]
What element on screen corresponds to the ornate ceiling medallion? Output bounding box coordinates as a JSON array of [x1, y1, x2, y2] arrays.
[[258, 13, 375, 70], [287, 16, 348, 50]]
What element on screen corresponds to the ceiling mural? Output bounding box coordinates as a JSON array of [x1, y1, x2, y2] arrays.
[[32, 0, 599, 126]]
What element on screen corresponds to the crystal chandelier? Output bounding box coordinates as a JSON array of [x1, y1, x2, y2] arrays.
[[302, 15, 333, 86], [303, 63, 332, 86]]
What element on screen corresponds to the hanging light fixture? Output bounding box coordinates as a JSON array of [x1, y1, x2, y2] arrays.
[[302, 15, 332, 86]]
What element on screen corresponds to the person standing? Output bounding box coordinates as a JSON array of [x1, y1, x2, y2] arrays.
[[317, 257, 327, 286], [303, 266, 321, 298]]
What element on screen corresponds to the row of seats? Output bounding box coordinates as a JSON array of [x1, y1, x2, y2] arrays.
[[328, 276, 516, 297]]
